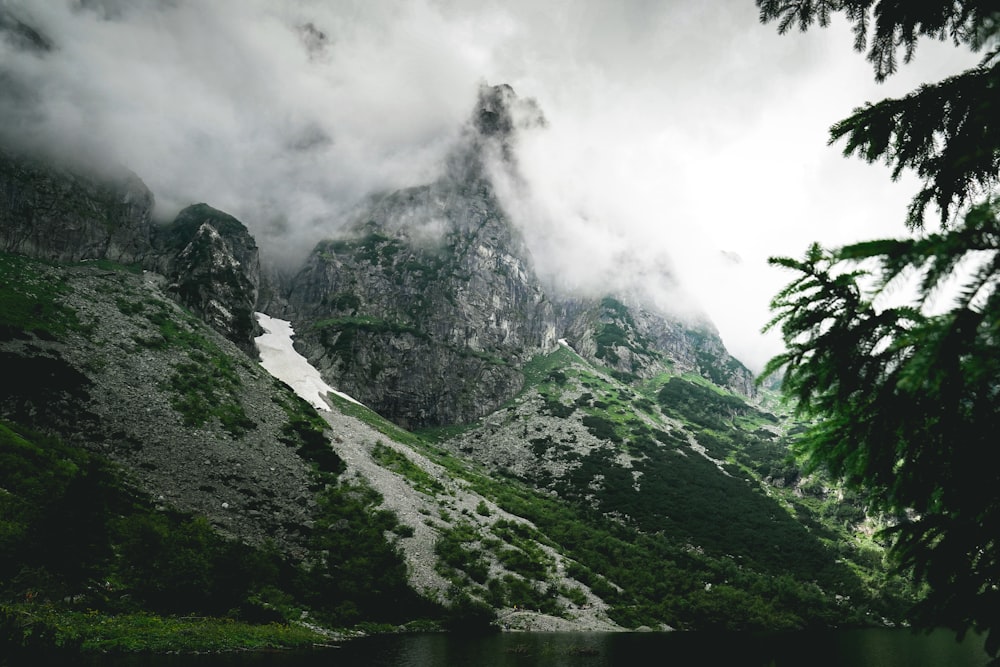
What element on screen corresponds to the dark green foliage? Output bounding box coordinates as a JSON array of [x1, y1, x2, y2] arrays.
[[435, 523, 491, 584], [759, 0, 1000, 228], [0, 418, 439, 643], [473, 470, 883, 630], [580, 414, 622, 443], [541, 396, 575, 418], [0, 420, 268, 614], [764, 215, 1000, 654], [757, 1, 997, 82], [656, 377, 756, 429], [758, 3, 1000, 657], [305, 479, 434, 625], [0, 351, 95, 430], [276, 393, 342, 474], [325, 291, 361, 313]]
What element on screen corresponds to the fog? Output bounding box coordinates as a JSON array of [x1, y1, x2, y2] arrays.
[[0, 0, 979, 370]]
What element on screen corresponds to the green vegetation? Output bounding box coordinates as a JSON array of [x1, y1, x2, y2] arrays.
[[276, 392, 343, 474], [372, 441, 445, 496], [758, 0, 999, 658], [328, 393, 425, 447], [0, 412, 440, 654], [0, 253, 81, 340], [410, 343, 920, 629], [0, 606, 326, 655], [592, 297, 654, 370]]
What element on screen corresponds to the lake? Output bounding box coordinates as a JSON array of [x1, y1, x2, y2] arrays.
[[21, 628, 987, 667]]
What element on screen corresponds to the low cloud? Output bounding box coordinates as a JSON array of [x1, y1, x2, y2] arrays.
[[0, 0, 980, 370]]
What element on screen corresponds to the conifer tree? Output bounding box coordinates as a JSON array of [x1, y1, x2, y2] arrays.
[[757, 1, 999, 659]]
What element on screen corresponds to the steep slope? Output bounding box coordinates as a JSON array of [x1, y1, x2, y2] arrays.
[[559, 295, 755, 396], [0, 252, 316, 548], [426, 343, 906, 629]]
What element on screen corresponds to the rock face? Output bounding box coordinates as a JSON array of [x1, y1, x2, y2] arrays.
[[0, 151, 261, 353], [559, 295, 756, 396], [286, 181, 558, 428], [0, 81, 754, 430], [280, 85, 754, 427], [0, 150, 157, 266], [154, 204, 262, 354]]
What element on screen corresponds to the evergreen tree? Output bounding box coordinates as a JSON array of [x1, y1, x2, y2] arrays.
[[757, 1, 1000, 659]]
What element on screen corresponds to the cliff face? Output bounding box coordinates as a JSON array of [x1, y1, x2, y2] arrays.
[[0, 151, 261, 353], [559, 295, 756, 396], [286, 180, 558, 428], [154, 204, 262, 355], [0, 150, 156, 266]]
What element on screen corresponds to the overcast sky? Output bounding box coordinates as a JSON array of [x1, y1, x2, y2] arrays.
[[0, 0, 980, 371]]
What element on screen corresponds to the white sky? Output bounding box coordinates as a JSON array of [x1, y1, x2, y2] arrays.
[[0, 0, 981, 371]]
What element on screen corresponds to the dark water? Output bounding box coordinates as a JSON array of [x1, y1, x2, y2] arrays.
[[23, 629, 990, 667]]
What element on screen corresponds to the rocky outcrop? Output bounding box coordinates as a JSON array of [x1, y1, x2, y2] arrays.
[[559, 295, 755, 397], [154, 204, 262, 354], [280, 85, 753, 426]]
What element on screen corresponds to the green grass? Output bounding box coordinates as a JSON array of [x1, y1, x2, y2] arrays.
[[371, 442, 444, 496], [327, 393, 425, 447], [0, 605, 327, 654]]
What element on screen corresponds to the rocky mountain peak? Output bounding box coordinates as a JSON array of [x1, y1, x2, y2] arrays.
[[445, 84, 546, 184], [155, 204, 262, 354]]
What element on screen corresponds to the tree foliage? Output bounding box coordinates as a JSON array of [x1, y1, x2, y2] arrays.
[[760, 0, 1000, 227], [758, 0, 1000, 659]]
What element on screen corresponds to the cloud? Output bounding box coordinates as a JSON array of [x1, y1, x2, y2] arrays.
[[0, 0, 981, 370]]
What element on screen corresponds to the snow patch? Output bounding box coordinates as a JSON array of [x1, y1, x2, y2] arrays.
[[254, 312, 363, 411]]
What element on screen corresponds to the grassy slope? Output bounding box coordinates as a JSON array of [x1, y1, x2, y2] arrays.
[[406, 346, 918, 630], [0, 252, 442, 654]]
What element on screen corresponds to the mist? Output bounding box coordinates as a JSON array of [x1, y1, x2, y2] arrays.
[[0, 0, 979, 371]]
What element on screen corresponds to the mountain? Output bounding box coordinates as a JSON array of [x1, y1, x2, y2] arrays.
[[0, 85, 914, 651], [279, 84, 754, 429]]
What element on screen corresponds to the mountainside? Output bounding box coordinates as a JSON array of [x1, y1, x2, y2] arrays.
[[280, 85, 754, 428], [0, 84, 917, 651]]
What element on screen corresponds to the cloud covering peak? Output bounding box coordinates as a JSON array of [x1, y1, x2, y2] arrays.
[[0, 0, 979, 370]]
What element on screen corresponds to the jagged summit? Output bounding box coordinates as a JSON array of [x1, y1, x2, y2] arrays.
[[444, 83, 547, 184], [473, 83, 546, 140], [276, 84, 753, 427]]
